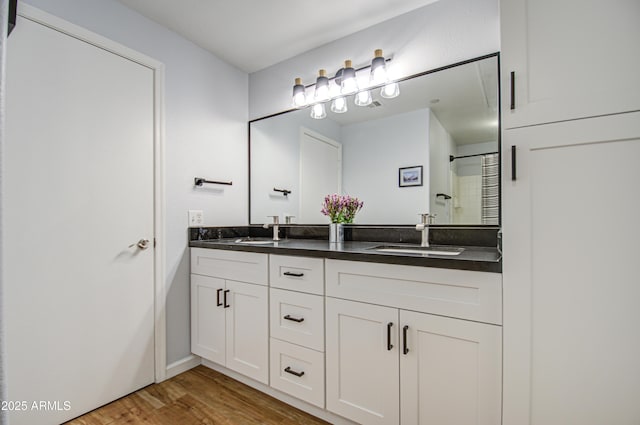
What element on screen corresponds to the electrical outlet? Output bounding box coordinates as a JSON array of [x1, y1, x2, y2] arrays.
[[188, 210, 204, 226]]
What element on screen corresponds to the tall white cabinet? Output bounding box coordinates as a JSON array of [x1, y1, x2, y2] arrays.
[[501, 1, 640, 423], [501, 0, 640, 129]]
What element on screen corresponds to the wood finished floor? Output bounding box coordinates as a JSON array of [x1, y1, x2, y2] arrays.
[[64, 365, 330, 425]]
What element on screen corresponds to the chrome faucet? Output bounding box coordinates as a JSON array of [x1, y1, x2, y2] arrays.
[[284, 215, 295, 224], [263, 215, 280, 241], [416, 213, 431, 247]]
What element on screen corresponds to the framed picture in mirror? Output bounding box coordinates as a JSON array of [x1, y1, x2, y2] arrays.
[[399, 166, 423, 187]]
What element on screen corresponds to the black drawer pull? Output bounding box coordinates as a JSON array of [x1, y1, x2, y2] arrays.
[[510, 71, 515, 110], [284, 367, 305, 377], [511, 145, 517, 181], [387, 322, 394, 351], [223, 289, 230, 308], [403, 325, 409, 355], [216, 288, 223, 307], [283, 271, 304, 277], [284, 315, 304, 323]]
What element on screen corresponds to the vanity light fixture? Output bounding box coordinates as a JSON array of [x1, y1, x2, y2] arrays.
[[340, 60, 358, 94], [314, 69, 330, 102], [292, 49, 399, 119], [354, 90, 372, 106], [310, 102, 327, 119], [292, 77, 306, 107], [370, 49, 388, 85], [381, 81, 400, 99], [331, 96, 348, 113], [371, 49, 399, 99]]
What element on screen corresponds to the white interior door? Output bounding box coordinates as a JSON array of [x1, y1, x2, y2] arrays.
[[299, 127, 342, 223], [4, 14, 155, 425]]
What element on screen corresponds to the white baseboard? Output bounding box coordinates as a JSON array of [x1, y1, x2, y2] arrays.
[[201, 360, 357, 425], [165, 354, 201, 380]]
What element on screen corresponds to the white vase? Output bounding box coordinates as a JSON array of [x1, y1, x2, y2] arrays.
[[329, 223, 344, 243]]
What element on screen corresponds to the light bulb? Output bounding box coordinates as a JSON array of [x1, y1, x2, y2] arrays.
[[331, 97, 348, 113], [314, 69, 330, 102], [292, 78, 306, 107], [340, 60, 358, 95], [381, 82, 400, 99], [370, 49, 388, 86], [310, 103, 326, 119], [355, 90, 372, 106]]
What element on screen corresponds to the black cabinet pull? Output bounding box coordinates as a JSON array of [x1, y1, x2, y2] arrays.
[[403, 325, 409, 355], [510, 71, 515, 110], [283, 271, 304, 277], [284, 366, 305, 377], [223, 289, 230, 308], [511, 145, 517, 181], [387, 322, 394, 351], [216, 288, 223, 307], [284, 315, 304, 323]]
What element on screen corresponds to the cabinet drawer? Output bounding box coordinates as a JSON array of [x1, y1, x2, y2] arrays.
[[191, 248, 268, 285], [326, 259, 502, 325], [270, 288, 324, 351], [269, 255, 324, 295], [270, 338, 325, 408]]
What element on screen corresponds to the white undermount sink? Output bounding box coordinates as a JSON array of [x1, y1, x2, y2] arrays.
[[372, 245, 465, 256], [234, 238, 273, 245]]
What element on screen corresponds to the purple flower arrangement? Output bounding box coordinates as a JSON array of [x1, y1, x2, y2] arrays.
[[321, 194, 364, 224]]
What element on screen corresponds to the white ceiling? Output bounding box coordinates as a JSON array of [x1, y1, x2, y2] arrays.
[[116, 0, 439, 73]]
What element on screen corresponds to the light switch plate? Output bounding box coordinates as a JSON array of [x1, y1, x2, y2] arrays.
[[188, 210, 204, 226]]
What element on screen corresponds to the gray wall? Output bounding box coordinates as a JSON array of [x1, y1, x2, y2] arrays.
[[18, 0, 249, 365]]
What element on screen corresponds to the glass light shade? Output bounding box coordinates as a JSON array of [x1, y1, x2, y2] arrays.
[[310, 103, 326, 119], [330, 97, 348, 113], [381, 82, 400, 99], [340, 60, 358, 94], [314, 69, 330, 102], [354, 90, 372, 106], [370, 50, 388, 86], [292, 78, 306, 107]]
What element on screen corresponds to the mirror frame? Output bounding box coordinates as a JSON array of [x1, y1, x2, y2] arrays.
[[248, 52, 502, 227]]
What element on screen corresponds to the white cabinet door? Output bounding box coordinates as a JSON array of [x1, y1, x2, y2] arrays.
[[502, 112, 640, 425], [326, 298, 399, 425], [501, 0, 640, 129], [225, 280, 269, 384], [400, 310, 501, 425], [191, 274, 226, 364]]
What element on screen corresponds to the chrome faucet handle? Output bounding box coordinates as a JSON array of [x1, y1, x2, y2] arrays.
[[265, 215, 280, 241], [428, 214, 437, 225], [284, 215, 295, 224], [263, 215, 279, 227], [267, 215, 279, 224], [417, 213, 430, 224], [416, 213, 430, 247]]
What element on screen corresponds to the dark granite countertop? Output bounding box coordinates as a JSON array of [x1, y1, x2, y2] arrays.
[[189, 238, 501, 273]]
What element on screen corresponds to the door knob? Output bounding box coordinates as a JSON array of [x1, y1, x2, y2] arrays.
[[129, 239, 150, 250]]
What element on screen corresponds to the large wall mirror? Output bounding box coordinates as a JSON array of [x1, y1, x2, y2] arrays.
[[249, 53, 500, 225]]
